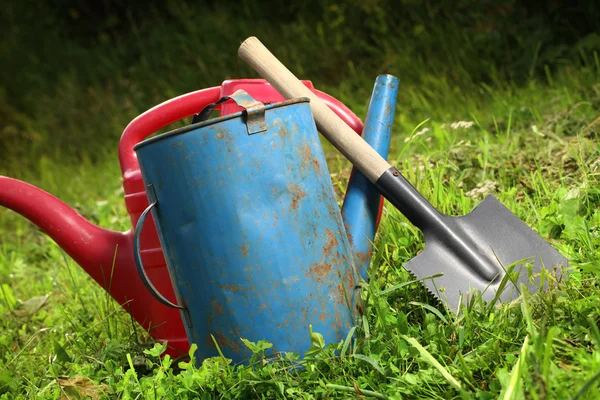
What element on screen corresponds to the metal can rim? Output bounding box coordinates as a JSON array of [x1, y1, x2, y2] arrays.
[[134, 97, 311, 151]]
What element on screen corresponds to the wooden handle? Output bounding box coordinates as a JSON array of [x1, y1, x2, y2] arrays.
[[238, 36, 392, 183]]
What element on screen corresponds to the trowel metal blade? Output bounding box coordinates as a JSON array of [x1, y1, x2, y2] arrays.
[[404, 195, 569, 312]]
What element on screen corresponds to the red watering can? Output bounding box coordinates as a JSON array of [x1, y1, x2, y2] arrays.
[[0, 79, 384, 356]]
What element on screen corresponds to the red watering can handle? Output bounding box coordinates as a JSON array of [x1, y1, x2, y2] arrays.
[[117, 80, 384, 228], [118, 82, 365, 176], [119, 86, 221, 176]]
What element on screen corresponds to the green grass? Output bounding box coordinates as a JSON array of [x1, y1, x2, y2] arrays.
[[1, 2, 600, 398]]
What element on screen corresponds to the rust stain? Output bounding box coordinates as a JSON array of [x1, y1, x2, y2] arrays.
[[319, 313, 327, 321], [306, 262, 332, 283], [330, 310, 344, 332], [336, 283, 345, 305], [344, 264, 357, 290], [297, 144, 321, 174], [355, 249, 372, 268], [240, 244, 249, 257], [206, 299, 223, 325], [211, 332, 242, 353], [216, 132, 225, 139], [385, 102, 392, 116], [272, 120, 287, 137], [305, 229, 344, 282], [172, 141, 184, 148], [228, 326, 242, 339], [301, 306, 309, 323], [323, 228, 339, 255], [221, 284, 243, 293], [325, 199, 341, 223], [346, 232, 354, 246], [288, 182, 307, 211], [211, 299, 224, 316]]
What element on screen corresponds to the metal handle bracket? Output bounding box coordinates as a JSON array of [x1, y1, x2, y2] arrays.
[[133, 186, 185, 311], [192, 89, 267, 135]]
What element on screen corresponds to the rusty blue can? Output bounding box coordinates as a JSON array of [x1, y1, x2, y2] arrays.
[[133, 90, 360, 364]]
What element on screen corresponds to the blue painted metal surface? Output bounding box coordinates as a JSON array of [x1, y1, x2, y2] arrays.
[[341, 75, 399, 280], [133, 93, 361, 364]]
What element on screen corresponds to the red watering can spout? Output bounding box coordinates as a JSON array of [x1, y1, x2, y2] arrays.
[[0, 175, 189, 355], [0, 176, 139, 306], [0, 176, 130, 271]]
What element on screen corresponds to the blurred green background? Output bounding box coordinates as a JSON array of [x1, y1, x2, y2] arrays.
[[2, 0, 599, 173]]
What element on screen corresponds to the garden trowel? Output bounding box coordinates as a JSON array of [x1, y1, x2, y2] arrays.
[[238, 36, 569, 312]]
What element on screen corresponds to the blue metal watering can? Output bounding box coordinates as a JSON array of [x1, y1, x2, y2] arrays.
[[132, 76, 398, 364]]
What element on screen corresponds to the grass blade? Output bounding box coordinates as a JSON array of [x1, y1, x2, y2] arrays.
[[572, 370, 600, 400], [409, 301, 448, 324], [401, 335, 461, 391], [501, 334, 530, 400], [340, 326, 356, 357], [353, 354, 387, 376], [377, 274, 443, 297], [326, 383, 388, 399]]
